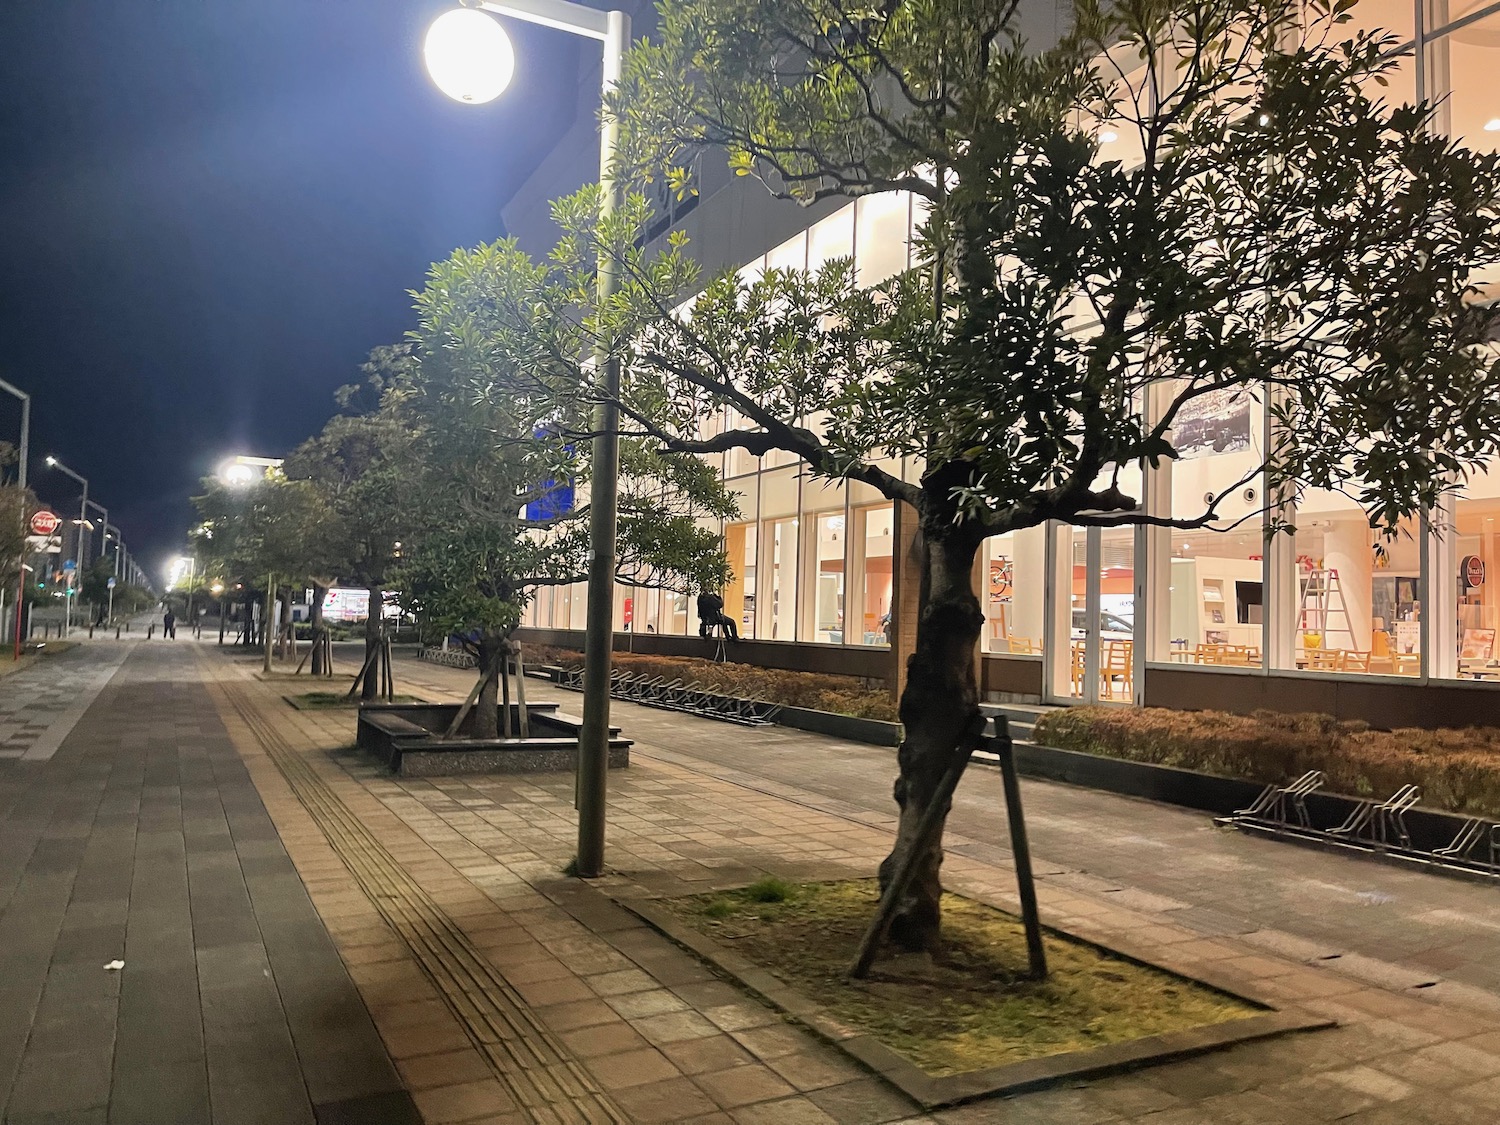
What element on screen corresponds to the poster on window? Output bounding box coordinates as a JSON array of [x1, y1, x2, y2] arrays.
[[1172, 388, 1253, 459]]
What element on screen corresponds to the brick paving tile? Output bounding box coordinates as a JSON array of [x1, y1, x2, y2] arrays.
[[695, 1064, 798, 1108], [395, 1047, 494, 1090], [410, 1078, 517, 1123], [729, 1095, 842, 1124], [583, 1044, 682, 1089], [612, 1074, 722, 1123]]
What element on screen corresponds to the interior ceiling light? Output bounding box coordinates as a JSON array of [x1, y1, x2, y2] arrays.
[[1099, 129, 1119, 143], [1485, 118, 1500, 132]]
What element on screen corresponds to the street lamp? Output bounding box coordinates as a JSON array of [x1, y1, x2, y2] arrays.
[[425, 0, 629, 878], [45, 456, 88, 639], [0, 377, 29, 659], [219, 454, 283, 487]]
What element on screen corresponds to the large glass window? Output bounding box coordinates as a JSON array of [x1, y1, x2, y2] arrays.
[[854, 193, 910, 287], [984, 526, 1047, 655], [811, 511, 846, 643], [852, 505, 894, 645], [1452, 465, 1500, 679], [1287, 501, 1422, 674]]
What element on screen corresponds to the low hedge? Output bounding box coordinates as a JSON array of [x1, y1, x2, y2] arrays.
[[525, 645, 899, 722], [1032, 706, 1500, 819]]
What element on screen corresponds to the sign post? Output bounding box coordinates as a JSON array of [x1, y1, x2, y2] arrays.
[[106, 576, 116, 626], [16, 511, 59, 660]]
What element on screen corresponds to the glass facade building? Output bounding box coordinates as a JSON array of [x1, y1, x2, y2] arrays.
[[521, 0, 1500, 721]]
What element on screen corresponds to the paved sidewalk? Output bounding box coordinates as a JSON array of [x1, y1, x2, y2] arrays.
[[0, 644, 418, 1124], [0, 643, 129, 760], [7, 640, 1500, 1123]]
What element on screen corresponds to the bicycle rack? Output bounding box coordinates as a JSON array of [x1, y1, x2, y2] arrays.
[[555, 666, 781, 727]]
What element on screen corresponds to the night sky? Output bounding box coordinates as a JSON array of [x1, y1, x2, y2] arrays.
[[0, 0, 581, 583]]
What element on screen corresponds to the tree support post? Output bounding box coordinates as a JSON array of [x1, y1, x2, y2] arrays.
[[262, 572, 274, 675], [995, 719, 1047, 980]]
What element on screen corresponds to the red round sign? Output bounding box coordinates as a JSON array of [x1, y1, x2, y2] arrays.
[[1463, 554, 1486, 588], [29, 510, 60, 536]]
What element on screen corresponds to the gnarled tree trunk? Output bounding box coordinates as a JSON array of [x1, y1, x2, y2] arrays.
[[470, 631, 507, 740], [360, 585, 381, 701], [879, 530, 985, 954], [310, 583, 328, 675]]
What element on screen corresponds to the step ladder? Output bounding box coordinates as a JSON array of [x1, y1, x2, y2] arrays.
[[1298, 567, 1358, 652]]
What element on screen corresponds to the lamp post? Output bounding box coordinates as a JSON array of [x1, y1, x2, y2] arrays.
[[425, 0, 630, 879], [0, 378, 29, 660], [45, 456, 88, 639], [85, 500, 108, 565]]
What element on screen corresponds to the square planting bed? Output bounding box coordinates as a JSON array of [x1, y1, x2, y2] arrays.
[[355, 701, 631, 776], [621, 877, 1330, 1109]]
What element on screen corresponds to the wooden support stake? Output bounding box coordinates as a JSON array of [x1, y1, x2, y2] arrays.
[[444, 665, 488, 739], [500, 643, 512, 739], [995, 723, 1048, 981], [344, 643, 379, 700], [514, 643, 530, 739]]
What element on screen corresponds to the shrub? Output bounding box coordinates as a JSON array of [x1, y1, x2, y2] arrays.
[[522, 644, 899, 722], [1032, 706, 1500, 818]]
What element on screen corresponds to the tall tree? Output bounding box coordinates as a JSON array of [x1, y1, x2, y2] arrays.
[[282, 346, 418, 686], [404, 240, 734, 739], [450, 0, 1500, 950], [192, 471, 334, 652]]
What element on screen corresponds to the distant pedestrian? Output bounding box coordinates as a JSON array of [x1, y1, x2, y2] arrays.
[[163, 609, 176, 640]]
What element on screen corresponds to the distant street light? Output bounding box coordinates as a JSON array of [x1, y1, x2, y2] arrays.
[[45, 456, 88, 639], [424, 0, 630, 880]]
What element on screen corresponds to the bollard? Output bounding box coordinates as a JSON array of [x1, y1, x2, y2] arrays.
[[147, 624, 155, 640], [126, 622, 131, 633], [88, 624, 94, 638], [115, 625, 121, 640]]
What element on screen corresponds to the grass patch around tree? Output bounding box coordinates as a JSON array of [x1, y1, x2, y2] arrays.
[[1033, 706, 1500, 819], [661, 879, 1258, 1076], [526, 645, 898, 722]]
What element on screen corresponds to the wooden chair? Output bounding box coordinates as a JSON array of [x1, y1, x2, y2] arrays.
[[1393, 653, 1420, 676], [1006, 636, 1037, 655], [1342, 651, 1372, 674], [1070, 642, 1087, 695], [1101, 639, 1133, 700], [1304, 648, 1347, 672]]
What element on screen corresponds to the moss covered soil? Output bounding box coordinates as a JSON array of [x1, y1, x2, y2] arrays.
[[662, 878, 1259, 1076]]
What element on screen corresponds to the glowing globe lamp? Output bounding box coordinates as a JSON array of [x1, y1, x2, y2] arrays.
[[424, 8, 516, 104]]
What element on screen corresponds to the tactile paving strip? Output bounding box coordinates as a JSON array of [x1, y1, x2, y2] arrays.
[[214, 676, 629, 1125]]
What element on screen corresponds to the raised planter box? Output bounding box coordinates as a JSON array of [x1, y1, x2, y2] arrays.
[[356, 701, 630, 777], [776, 705, 902, 747]]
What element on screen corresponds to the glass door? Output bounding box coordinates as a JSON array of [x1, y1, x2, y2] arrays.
[[1052, 526, 1138, 704]]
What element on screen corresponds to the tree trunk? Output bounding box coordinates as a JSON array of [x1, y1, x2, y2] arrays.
[[310, 584, 328, 675], [242, 591, 257, 646], [470, 633, 505, 740], [360, 586, 381, 701], [879, 531, 986, 954]]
